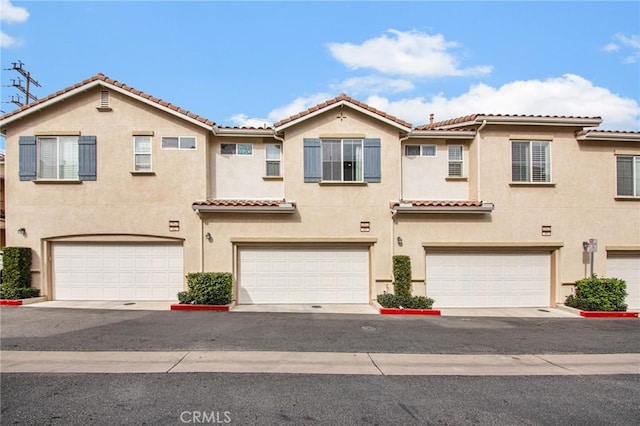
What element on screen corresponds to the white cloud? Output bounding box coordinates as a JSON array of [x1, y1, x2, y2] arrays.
[[1, 0, 29, 48], [0, 31, 18, 48], [327, 29, 492, 77], [331, 76, 414, 96], [228, 114, 271, 129], [367, 74, 640, 130], [604, 33, 640, 64], [0, 0, 29, 23], [227, 74, 639, 131]]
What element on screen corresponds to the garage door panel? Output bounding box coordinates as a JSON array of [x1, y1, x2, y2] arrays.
[[239, 247, 369, 304], [607, 255, 640, 310], [53, 243, 184, 301], [427, 252, 550, 308]]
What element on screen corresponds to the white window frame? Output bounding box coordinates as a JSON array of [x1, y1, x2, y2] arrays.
[[36, 136, 79, 180], [265, 143, 281, 177], [405, 144, 436, 157], [220, 143, 253, 156], [161, 136, 196, 150], [511, 140, 551, 183], [616, 155, 640, 197], [447, 145, 464, 177], [133, 136, 152, 172], [321, 138, 363, 182]]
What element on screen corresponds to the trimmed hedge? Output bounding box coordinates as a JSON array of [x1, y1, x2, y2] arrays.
[[377, 293, 434, 309], [565, 275, 628, 312], [2, 247, 32, 288], [393, 255, 412, 298], [177, 272, 232, 305], [0, 287, 40, 300]]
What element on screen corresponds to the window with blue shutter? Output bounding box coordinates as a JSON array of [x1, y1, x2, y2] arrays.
[[78, 135, 97, 181], [303, 138, 321, 182], [363, 138, 381, 183], [18, 135, 97, 181], [19, 136, 37, 181]]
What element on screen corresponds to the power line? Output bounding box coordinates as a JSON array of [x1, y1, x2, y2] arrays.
[[3, 60, 41, 109]]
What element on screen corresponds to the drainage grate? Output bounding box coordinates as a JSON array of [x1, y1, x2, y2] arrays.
[[123, 302, 136, 306], [312, 305, 322, 308], [537, 309, 550, 312]]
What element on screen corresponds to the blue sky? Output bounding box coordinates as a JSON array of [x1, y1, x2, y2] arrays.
[[1, 0, 639, 153]]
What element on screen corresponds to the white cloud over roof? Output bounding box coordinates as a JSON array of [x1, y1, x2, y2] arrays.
[[327, 29, 492, 77], [1, 0, 29, 48]]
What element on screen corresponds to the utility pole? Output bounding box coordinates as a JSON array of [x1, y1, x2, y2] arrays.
[[3, 60, 41, 109]]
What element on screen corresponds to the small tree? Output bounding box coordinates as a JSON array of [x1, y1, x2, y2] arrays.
[[2, 247, 32, 288], [393, 255, 412, 298]]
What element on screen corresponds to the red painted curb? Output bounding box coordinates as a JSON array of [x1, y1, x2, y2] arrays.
[[170, 304, 230, 311], [579, 311, 638, 318], [0, 300, 23, 306], [379, 308, 441, 316]]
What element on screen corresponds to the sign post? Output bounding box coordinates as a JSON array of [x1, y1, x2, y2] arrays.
[[587, 238, 598, 277]]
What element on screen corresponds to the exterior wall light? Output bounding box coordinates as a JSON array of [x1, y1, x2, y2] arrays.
[[17, 228, 26, 235], [205, 232, 213, 241], [397, 236, 403, 246]]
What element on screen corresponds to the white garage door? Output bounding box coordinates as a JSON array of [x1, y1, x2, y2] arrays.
[[426, 252, 550, 308], [53, 243, 184, 300], [239, 247, 369, 304], [606, 254, 640, 310]]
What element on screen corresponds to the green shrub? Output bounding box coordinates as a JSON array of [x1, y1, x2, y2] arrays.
[[2, 247, 32, 288], [178, 272, 232, 305], [565, 275, 628, 312], [377, 293, 434, 309], [393, 255, 412, 298], [0, 286, 40, 300]]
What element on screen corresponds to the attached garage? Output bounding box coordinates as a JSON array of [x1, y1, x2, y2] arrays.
[[238, 246, 370, 304], [606, 253, 640, 311], [426, 251, 551, 308], [52, 242, 184, 300]]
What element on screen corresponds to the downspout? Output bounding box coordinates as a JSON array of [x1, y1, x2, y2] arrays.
[[476, 120, 487, 201], [196, 209, 204, 273], [272, 130, 286, 200]]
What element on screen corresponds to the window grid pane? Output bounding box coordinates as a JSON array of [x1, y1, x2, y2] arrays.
[[405, 145, 420, 156], [322, 140, 341, 181], [266, 161, 280, 177], [266, 144, 281, 160], [512, 142, 530, 182], [38, 138, 58, 179], [237, 143, 252, 155], [531, 141, 550, 182], [135, 154, 151, 171], [635, 157, 640, 196], [616, 156, 633, 196], [422, 145, 436, 156], [179, 137, 196, 149], [58, 136, 79, 179], [162, 137, 179, 149]]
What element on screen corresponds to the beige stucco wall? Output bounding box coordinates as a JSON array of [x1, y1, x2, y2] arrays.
[[401, 140, 469, 200], [395, 125, 640, 304], [212, 137, 284, 199], [201, 107, 405, 299], [2, 86, 209, 296]]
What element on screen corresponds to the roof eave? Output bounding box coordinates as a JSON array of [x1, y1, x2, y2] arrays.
[[0, 79, 213, 131], [576, 132, 640, 142], [409, 130, 476, 139], [477, 116, 602, 127], [192, 204, 296, 213], [274, 100, 412, 133], [393, 202, 495, 214], [213, 127, 275, 137]]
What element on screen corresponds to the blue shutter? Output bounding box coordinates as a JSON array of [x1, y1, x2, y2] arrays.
[[19, 136, 37, 181], [363, 138, 381, 183], [78, 135, 97, 181], [303, 138, 321, 182]]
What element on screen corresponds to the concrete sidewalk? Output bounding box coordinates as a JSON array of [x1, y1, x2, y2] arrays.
[[2, 350, 638, 376], [21, 301, 579, 317]]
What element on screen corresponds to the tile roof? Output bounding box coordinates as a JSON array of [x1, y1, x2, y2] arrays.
[[192, 199, 294, 207], [391, 200, 485, 208], [0, 73, 215, 127], [273, 93, 412, 129], [416, 113, 601, 130]]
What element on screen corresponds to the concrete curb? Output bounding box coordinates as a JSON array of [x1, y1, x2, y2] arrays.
[[2, 351, 639, 376]]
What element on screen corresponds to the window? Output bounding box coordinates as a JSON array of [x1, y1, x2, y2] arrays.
[[19, 135, 96, 181], [322, 139, 363, 181], [616, 155, 640, 197], [134, 136, 152, 171], [220, 143, 252, 155], [162, 136, 196, 150], [37, 136, 79, 179], [448, 145, 463, 177], [405, 144, 436, 156], [511, 140, 551, 182], [265, 144, 281, 176], [304, 138, 380, 183]]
